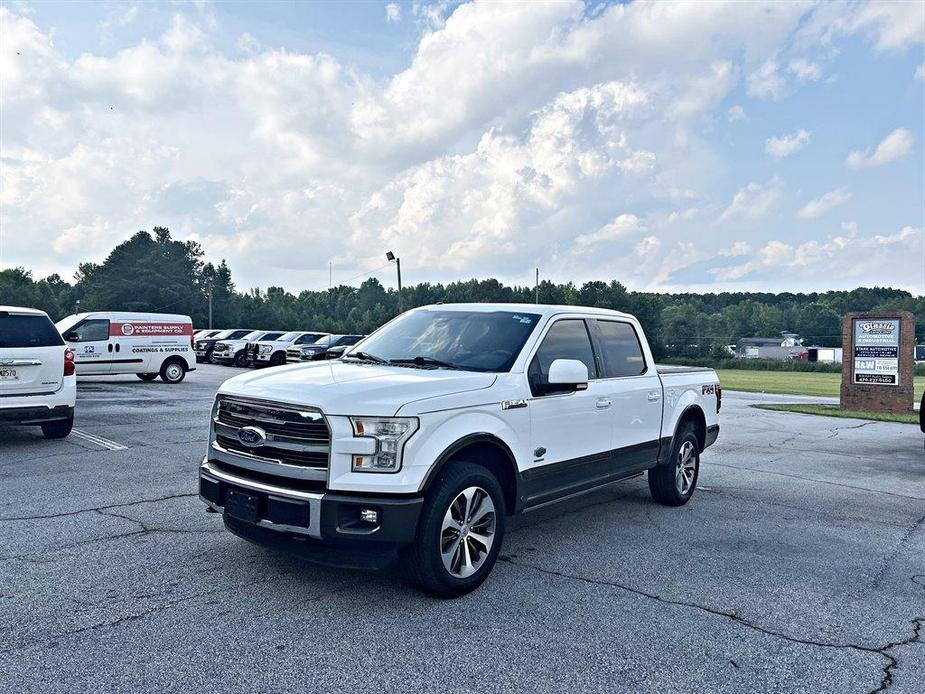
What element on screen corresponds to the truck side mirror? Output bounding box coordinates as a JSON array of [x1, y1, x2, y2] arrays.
[[547, 359, 589, 391], [63, 331, 79, 342]]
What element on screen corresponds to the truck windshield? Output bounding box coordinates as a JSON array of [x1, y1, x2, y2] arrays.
[[277, 332, 301, 342], [353, 310, 541, 372]]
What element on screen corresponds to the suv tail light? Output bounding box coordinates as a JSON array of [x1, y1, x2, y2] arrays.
[[64, 348, 76, 376], [190, 334, 195, 350], [716, 384, 722, 413]]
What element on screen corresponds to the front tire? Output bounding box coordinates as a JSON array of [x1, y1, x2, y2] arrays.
[[404, 461, 506, 598], [233, 350, 249, 368], [269, 352, 286, 367], [41, 415, 73, 439], [648, 425, 699, 506], [159, 359, 186, 384]]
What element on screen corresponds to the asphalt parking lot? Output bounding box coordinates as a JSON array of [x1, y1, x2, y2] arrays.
[[1, 364, 923, 693]]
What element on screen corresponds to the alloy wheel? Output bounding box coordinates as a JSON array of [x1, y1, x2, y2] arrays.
[[675, 440, 697, 495], [440, 486, 496, 579]]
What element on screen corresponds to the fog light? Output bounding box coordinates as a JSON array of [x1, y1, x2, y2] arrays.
[[359, 508, 379, 524]]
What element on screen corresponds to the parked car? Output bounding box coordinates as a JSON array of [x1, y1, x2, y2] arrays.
[[212, 331, 286, 367], [247, 331, 330, 367], [194, 329, 224, 341], [195, 329, 252, 364], [56, 311, 195, 384], [199, 303, 720, 597], [286, 334, 364, 363], [1, 305, 76, 438]]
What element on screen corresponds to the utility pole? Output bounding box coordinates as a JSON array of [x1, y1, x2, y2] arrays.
[[329, 261, 332, 289], [208, 287, 213, 329], [535, 268, 539, 304], [387, 251, 403, 313]]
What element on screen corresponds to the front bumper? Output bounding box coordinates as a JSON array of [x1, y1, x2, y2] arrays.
[[199, 460, 423, 547]]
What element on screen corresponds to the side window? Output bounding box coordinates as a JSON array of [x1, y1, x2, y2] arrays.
[[596, 320, 646, 377], [67, 319, 110, 342], [528, 319, 597, 395]]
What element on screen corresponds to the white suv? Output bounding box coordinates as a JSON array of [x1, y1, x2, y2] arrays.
[[0, 306, 77, 439]]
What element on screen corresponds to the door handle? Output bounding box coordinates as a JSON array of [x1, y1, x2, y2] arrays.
[[596, 398, 612, 409], [647, 391, 661, 402], [107, 343, 113, 352], [115, 343, 120, 352]]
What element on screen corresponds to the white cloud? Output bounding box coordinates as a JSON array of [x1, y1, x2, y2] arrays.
[[916, 63, 925, 80], [716, 179, 782, 224], [575, 214, 642, 247], [846, 127, 914, 169], [788, 58, 821, 81], [385, 3, 401, 23], [796, 188, 852, 219], [0, 2, 920, 293], [766, 129, 811, 158], [712, 225, 924, 288], [851, 0, 925, 52], [747, 60, 786, 99]]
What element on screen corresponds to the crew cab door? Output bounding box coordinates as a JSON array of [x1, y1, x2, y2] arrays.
[[588, 319, 663, 472], [63, 319, 112, 375], [522, 318, 613, 506]]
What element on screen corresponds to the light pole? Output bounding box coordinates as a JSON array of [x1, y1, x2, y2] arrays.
[[386, 251, 402, 313]]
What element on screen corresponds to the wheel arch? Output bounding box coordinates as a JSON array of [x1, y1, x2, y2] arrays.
[[420, 433, 521, 515], [674, 405, 707, 452], [160, 353, 190, 371]]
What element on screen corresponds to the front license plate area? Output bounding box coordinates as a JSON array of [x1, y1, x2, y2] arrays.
[[0, 368, 19, 381], [225, 487, 260, 524]]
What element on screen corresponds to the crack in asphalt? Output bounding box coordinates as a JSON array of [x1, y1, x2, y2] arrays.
[[499, 558, 924, 694], [706, 462, 925, 501], [0, 572, 356, 656], [826, 421, 875, 439], [864, 514, 925, 594], [0, 492, 198, 522]]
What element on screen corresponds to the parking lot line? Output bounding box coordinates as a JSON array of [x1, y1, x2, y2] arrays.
[[71, 429, 128, 451]]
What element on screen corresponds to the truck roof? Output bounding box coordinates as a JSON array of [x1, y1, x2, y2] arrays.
[[412, 303, 635, 319]]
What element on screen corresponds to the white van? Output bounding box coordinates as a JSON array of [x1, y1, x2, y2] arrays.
[[1, 306, 77, 438], [55, 311, 195, 384]]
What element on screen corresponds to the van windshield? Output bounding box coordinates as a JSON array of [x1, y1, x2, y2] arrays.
[[349, 309, 541, 372]]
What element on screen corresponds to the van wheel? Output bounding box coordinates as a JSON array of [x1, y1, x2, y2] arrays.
[[233, 351, 248, 368], [648, 425, 699, 506], [42, 415, 73, 439], [269, 352, 286, 367], [403, 461, 506, 598], [137, 373, 158, 381], [159, 359, 186, 384]]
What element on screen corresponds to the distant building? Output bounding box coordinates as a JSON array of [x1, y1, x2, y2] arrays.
[[735, 332, 804, 360]]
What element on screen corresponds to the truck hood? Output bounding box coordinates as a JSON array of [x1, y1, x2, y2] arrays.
[[218, 361, 497, 416]]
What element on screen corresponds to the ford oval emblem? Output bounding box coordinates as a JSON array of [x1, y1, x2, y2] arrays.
[[237, 426, 267, 447]]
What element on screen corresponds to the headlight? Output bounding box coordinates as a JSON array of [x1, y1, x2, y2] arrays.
[[349, 417, 418, 473], [215, 342, 226, 350], [259, 344, 272, 354]]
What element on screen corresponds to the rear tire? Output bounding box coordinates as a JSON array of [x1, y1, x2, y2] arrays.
[[41, 415, 73, 439], [137, 373, 158, 381], [159, 359, 186, 384], [648, 425, 699, 506], [404, 461, 506, 598]]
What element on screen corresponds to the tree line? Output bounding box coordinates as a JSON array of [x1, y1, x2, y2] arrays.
[[2, 227, 922, 359]]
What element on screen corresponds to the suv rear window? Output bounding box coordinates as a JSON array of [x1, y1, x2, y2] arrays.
[[0, 313, 65, 348]]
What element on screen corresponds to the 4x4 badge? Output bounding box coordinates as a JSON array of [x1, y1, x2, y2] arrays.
[[501, 400, 527, 410]]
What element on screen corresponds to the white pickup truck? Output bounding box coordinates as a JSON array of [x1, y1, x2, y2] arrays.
[[199, 304, 720, 597]]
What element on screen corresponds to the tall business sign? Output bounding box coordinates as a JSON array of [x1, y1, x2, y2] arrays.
[[841, 311, 914, 414], [853, 319, 899, 385]]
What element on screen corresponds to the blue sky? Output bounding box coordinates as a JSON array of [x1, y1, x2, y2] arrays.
[[1, 0, 923, 294]]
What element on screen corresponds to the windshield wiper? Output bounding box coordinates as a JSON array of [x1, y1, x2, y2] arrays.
[[345, 350, 388, 364], [389, 356, 459, 369]]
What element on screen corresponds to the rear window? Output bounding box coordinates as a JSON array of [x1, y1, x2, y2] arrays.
[[0, 313, 65, 348], [596, 320, 646, 377]]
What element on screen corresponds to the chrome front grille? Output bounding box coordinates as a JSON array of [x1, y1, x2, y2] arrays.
[[286, 347, 303, 363], [213, 396, 330, 469]]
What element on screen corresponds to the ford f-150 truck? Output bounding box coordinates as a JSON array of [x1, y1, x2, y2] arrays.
[[199, 304, 720, 597]]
